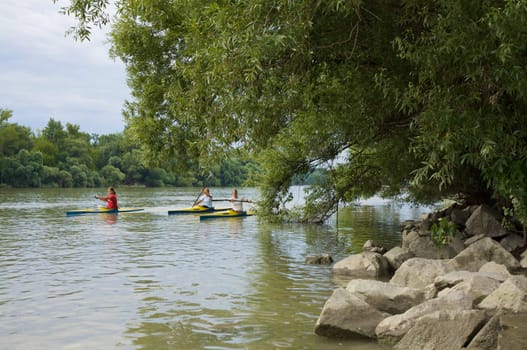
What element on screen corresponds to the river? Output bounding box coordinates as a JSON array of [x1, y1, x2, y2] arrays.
[[0, 187, 434, 350]]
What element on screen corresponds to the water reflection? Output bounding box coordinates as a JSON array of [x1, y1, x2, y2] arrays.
[[227, 219, 242, 236], [103, 213, 118, 225], [334, 200, 434, 254]]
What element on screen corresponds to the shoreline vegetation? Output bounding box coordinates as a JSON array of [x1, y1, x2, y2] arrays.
[[0, 114, 258, 189], [314, 202, 527, 349]]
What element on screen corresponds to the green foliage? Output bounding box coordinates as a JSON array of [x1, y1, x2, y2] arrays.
[[143, 167, 165, 187], [11, 150, 44, 187], [0, 108, 13, 123], [33, 137, 59, 166], [0, 122, 33, 157], [52, 0, 110, 41], [55, 0, 527, 223], [100, 164, 125, 187], [59, 169, 73, 188], [0, 114, 254, 188], [102, 0, 420, 221], [292, 168, 328, 186], [42, 166, 62, 187], [42, 119, 68, 146], [430, 218, 458, 247], [69, 165, 88, 187]]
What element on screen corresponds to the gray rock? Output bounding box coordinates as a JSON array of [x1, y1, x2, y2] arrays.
[[375, 290, 473, 344], [305, 254, 333, 265], [478, 276, 527, 312], [407, 233, 458, 259], [332, 252, 391, 279], [383, 246, 414, 271], [436, 274, 502, 304], [314, 288, 390, 339], [465, 234, 487, 247], [393, 309, 487, 350], [400, 220, 418, 230], [390, 257, 455, 289], [402, 230, 419, 250], [467, 311, 502, 349], [498, 312, 527, 350], [346, 279, 425, 314], [402, 224, 463, 259], [499, 233, 525, 253], [521, 252, 527, 269], [479, 261, 512, 277], [449, 237, 520, 272], [465, 205, 508, 238], [434, 271, 508, 290], [450, 205, 473, 226], [362, 239, 387, 254]]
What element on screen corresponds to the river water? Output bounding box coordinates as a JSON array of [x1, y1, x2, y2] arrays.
[[0, 187, 433, 350]]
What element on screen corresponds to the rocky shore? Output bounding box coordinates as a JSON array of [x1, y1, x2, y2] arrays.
[[313, 204, 527, 349]]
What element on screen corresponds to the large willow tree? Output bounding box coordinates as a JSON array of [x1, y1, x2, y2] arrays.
[[56, 0, 527, 223]]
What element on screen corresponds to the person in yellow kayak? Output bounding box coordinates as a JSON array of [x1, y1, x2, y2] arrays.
[[230, 188, 253, 213], [95, 187, 118, 209], [193, 187, 213, 208]]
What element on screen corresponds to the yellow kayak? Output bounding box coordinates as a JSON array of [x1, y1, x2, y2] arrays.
[[66, 207, 144, 216], [199, 210, 255, 220], [168, 206, 231, 215]]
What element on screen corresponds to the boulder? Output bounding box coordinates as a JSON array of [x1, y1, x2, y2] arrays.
[[450, 205, 474, 226], [521, 249, 527, 268], [448, 237, 520, 272], [407, 233, 460, 259], [465, 205, 508, 238], [478, 275, 527, 312], [400, 220, 418, 231], [401, 229, 419, 250], [383, 246, 414, 271], [305, 254, 333, 265], [314, 288, 390, 339], [401, 223, 464, 259], [479, 261, 512, 277], [362, 240, 386, 254], [393, 309, 487, 350], [499, 233, 525, 253], [332, 252, 390, 279], [434, 271, 508, 290], [390, 258, 455, 289], [466, 311, 502, 350], [420, 213, 434, 231], [468, 311, 527, 350], [375, 290, 473, 344], [346, 279, 425, 314], [436, 274, 502, 304], [497, 312, 527, 350], [464, 234, 487, 247]]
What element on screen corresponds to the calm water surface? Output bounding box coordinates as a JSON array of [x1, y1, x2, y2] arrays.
[[0, 187, 433, 350]]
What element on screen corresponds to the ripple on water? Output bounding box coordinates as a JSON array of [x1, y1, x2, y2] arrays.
[[0, 188, 430, 349]]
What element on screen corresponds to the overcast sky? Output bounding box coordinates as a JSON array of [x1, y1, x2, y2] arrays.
[[0, 0, 130, 135]]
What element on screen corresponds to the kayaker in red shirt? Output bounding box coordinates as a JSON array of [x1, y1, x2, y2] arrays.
[[95, 187, 118, 209]]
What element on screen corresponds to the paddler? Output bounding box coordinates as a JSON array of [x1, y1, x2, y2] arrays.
[[230, 188, 253, 213], [95, 187, 118, 209]]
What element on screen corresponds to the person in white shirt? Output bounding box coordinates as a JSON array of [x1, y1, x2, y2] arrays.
[[193, 188, 213, 208], [230, 188, 252, 212]]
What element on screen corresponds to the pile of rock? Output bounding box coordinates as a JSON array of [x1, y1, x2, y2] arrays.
[[314, 204, 527, 349]]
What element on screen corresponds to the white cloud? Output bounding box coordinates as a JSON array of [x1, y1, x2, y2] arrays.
[[0, 0, 129, 135]]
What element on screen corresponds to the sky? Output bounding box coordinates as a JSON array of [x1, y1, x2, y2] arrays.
[[0, 0, 130, 135]]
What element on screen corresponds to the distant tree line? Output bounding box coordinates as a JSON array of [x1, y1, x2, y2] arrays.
[[0, 109, 257, 188]]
